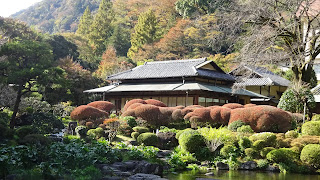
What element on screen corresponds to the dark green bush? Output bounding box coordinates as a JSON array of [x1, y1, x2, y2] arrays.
[[285, 130, 298, 138], [75, 126, 87, 138], [260, 147, 275, 158], [228, 120, 246, 132], [21, 134, 51, 145], [253, 140, 267, 150], [244, 148, 258, 159], [0, 119, 13, 140], [16, 126, 36, 139], [266, 148, 298, 164], [24, 112, 64, 134], [300, 144, 320, 168], [178, 130, 206, 153], [137, 133, 158, 146], [238, 136, 252, 151], [131, 132, 140, 140], [301, 121, 320, 136], [132, 126, 150, 133], [249, 132, 276, 147], [123, 116, 137, 128], [220, 144, 237, 158], [237, 125, 254, 133]]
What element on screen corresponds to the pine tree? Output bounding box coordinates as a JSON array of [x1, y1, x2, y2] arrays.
[[127, 9, 160, 61], [76, 6, 93, 36], [88, 0, 114, 54]]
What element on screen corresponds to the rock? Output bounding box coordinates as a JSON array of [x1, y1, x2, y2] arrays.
[[132, 160, 163, 175], [239, 161, 257, 170], [101, 176, 122, 180], [157, 150, 172, 158], [265, 165, 280, 172], [205, 172, 215, 176], [156, 132, 178, 149], [111, 162, 127, 171], [101, 165, 113, 175], [216, 162, 229, 170], [124, 160, 139, 170], [114, 171, 132, 177], [128, 173, 168, 180]]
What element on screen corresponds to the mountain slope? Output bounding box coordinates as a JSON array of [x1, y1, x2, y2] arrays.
[[11, 0, 101, 34]]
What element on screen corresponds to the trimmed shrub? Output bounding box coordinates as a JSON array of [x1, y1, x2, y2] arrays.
[[21, 134, 51, 145], [277, 138, 292, 148], [222, 103, 244, 109], [87, 101, 115, 112], [300, 144, 320, 168], [75, 126, 87, 138], [178, 130, 206, 153], [172, 109, 184, 122], [238, 137, 252, 151], [87, 127, 105, 139], [228, 120, 246, 132], [134, 104, 163, 126], [122, 116, 137, 128], [121, 110, 135, 117], [244, 104, 256, 108], [237, 125, 254, 133], [285, 130, 298, 138], [266, 148, 298, 164], [71, 105, 109, 121], [292, 113, 304, 123], [220, 144, 237, 158], [123, 99, 146, 111], [85, 121, 94, 129], [256, 159, 269, 169], [209, 107, 231, 126], [16, 126, 36, 139], [245, 148, 258, 159], [229, 105, 293, 132], [253, 140, 267, 150], [131, 132, 140, 140], [175, 128, 192, 139], [301, 121, 320, 136], [260, 147, 275, 158], [290, 136, 320, 147], [188, 108, 212, 128], [132, 126, 150, 133], [159, 107, 173, 124], [312, 114, 320, 121], [145, 99, 167, 107], [137, 133, 158, 146], [126, 103, 144, 111], [23, 112, 64, 134], [249, 132, 276, 147]]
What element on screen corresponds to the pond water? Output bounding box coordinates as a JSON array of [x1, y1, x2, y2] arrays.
[[164, 170, 320, 180]]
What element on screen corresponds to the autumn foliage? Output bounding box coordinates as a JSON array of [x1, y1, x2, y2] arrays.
[[87, 101, 115, 112], [70, 105, 109, 121], [222, 103, 244, 109]]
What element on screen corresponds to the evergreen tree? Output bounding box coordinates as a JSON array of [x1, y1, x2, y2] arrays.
[[88, 0, 114, 54], [76, 6, 93, 36], [127, 9, 160, 61]]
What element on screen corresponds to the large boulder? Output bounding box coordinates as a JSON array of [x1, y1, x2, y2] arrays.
[[229, 105, 293, 132]]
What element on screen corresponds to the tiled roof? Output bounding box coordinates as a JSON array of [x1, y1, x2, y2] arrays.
[[107, 58, 235, 81], [231, 65, 291, 87], [311, 84, 320, 95]]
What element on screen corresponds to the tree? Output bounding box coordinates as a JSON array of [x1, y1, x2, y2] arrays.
[[238, 0, 320, 87], [127, 9, 161, 61], [45, 35, 79, 61], [76, 6, 93, 36], [95, 47, 118, 79], [88, 0, 114, 54], [0, 40, 54, 128]]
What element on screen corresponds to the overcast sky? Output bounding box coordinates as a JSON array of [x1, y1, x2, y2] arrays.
[[0, 0, 42, 17]]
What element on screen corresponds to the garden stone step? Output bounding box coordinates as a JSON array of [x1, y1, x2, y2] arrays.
[[128, 173, 168, 180]]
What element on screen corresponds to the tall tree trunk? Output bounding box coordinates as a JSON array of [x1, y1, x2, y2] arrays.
[[9, 86, 23, 129]]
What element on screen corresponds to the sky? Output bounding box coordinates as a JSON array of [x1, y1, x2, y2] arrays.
[[0, 0, 43, 17]]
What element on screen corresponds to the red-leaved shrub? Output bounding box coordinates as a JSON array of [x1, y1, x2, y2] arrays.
[[222, 103, 244, 109], [134, 104, 162, 126], [87, 101, 115, 112], [71, 105, 109, 121], [172, 109, 184, 121], [121, 109, 136, 117], [145, 99, 167, 107], [244, 104, 256, 108], [229, 105, 293, 132], [126, 103, 144, 111], [186, 108, 211, 128], [123, 99, 146, 111], [210, 107, 231, 125]]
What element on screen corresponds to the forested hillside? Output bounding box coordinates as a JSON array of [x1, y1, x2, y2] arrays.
[[11, 0, 101, 33]]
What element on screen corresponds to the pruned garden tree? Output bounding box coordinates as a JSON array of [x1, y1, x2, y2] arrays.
[[238, 0, 320, 88]]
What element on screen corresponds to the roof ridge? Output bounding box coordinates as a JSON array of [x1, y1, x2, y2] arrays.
[[145, 58, 206, 64]]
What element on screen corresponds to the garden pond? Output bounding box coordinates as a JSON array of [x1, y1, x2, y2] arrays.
[[165, 170, 320, 180]]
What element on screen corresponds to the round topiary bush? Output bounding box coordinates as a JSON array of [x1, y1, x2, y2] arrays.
[[132, 126, 150, 133], [266, 148, 298, 164], [260, 147, 275, 158], [222, 103, 244, 109], [312, 114, 320, 121], [131, 132, 140, 140], [87, 101, 115, 112], [245, 148, 258, 159], [228, 120, 246, 132], [300, 144, 320, 168], [237, 125, 254, 133], [134, 104, 162, 126], [123, 116, 137, 128], [16, 126, 36, 139], [249, 132, 277, 147], [123, 99, 146, 111], [71, 105, 109, 121], [137, 133, 158, 146], [301, 121, 320, 136], [21, 134, 51, 145], [220, 144, 237, 158], [175, 128, 193, 139], [24, 112, 64, 134], [87, 127, 105, 139], [253, 140, 267, 150], [209, 107, 231, 126], [285, 130, 299, 138], [178, 130, 206, 153], [238, 137, 252, 151], [145, 99, 167, 107]]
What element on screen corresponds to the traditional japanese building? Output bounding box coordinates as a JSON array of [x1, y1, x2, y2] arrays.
[[85, 58, 266, 111]]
